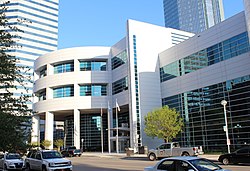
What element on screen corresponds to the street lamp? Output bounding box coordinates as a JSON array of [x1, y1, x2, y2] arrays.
[[221, 100, 230, 153], [81, 138, 84, 152]]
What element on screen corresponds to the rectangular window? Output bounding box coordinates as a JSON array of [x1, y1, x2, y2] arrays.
[[80, 61, 107, 71], [40, 66, 47, 78], [54, 62, 74, 74], [80, 84, 107, 96], [79, 85, 91, 96], [53, 86, 74, 98], [112, 77, 128, 95], [38, 90, 46, 101], [80, 61, 91, 71], [111, 50, 127, 70]]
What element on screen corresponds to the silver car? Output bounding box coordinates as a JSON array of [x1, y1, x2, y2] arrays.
[[0, 153, 25, 170], [144, 156, 231, 171]]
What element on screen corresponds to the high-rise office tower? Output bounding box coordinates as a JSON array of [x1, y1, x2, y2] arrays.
[[1, 0, 59, 109], [163, 0, 225, 33]]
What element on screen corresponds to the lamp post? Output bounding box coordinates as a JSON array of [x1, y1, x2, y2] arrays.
[[221, 100, 230, 153], [81, 138, 84, 152]]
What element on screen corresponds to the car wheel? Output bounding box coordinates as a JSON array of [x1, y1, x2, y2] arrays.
[[222, 158, 229, 165], [149, 153, 156, 161], [4, 164, 8, 171], [182, 152, 190, 156], [26, 163, 32, 171], [78, 154, 81, 157], [42, 165, 47, 171]]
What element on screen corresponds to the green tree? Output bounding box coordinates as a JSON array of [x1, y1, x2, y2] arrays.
[[0, 1, 32, 152], [41, 140, 52, 150], [28, 142, 40, 149], [144, 106, 184, 143], [54, 139, 64, 151]]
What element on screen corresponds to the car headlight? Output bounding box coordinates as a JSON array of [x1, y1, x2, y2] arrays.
[[48, 162, 55, 167], [8, 162, 14, 165]]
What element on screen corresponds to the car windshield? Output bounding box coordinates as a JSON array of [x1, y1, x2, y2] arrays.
[[6, 154, 21, 160], [42, 151, 62, 159], [189, 158, 222, 171]]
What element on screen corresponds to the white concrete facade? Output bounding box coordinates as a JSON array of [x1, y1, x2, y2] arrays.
[[33, 47, 110, 149], [33, 3, 250, 152], [33, 22, 193, 151]]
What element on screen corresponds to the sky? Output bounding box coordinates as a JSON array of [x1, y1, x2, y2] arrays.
[[58, 0, 244, 49]]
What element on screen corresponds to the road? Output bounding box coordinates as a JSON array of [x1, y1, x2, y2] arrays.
[[70, 155, 250, 171]]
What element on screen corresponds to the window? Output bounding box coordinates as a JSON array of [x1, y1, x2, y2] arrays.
[[80, 61, 107, 71], [53, 86, 74, 98], [38, 90, 46, 101], [237, 149, 249, 154], [80, 85, 91, 96], [80, 61, 91, 71], [40, 66, 47, 78], [92, 61, 106, 71], [80, 84, 107, 96], [54, 62, 74, 74], [157, 160, 175, 171], [112, 77, 128, 95], [31, 152, 36, 159], [111, 50, 127, 70], [175, 161, 193, 171], [42, 151, 62, 159], [36, 153, 41, 160]]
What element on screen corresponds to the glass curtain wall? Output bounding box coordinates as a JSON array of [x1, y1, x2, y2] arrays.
[[162, 75, 250, 152], [65, 113, 108, 152], [160, 32, 249, 83]]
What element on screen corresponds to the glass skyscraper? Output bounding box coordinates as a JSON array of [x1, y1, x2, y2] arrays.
[[1, 0, 59, 109], [163, 0, 225, 33]]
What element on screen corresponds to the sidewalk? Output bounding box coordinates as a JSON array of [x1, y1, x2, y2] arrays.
[[81, 152, 219, 161]]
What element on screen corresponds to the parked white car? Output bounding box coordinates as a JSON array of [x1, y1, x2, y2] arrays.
[[25, 150, 72, 171], [0, 153, 25, 170], [144, 156, 231, 171]]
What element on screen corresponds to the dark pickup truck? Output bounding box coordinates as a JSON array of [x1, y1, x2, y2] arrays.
[[61, 146, 82, 157]]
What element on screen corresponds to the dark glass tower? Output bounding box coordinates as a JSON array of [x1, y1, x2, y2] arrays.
[[163, 0, 225, 33]]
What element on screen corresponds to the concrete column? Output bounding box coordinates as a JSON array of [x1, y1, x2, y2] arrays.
[[74, 84, 79, 97], [47, 63, 53, 76], [45, 112, 54, 149], [74, 59, 79, 73], [31, 115, 40, 143], [74, 109, 80, 149], [46, 87, 53, 100], [244, 0, 250, 41]]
